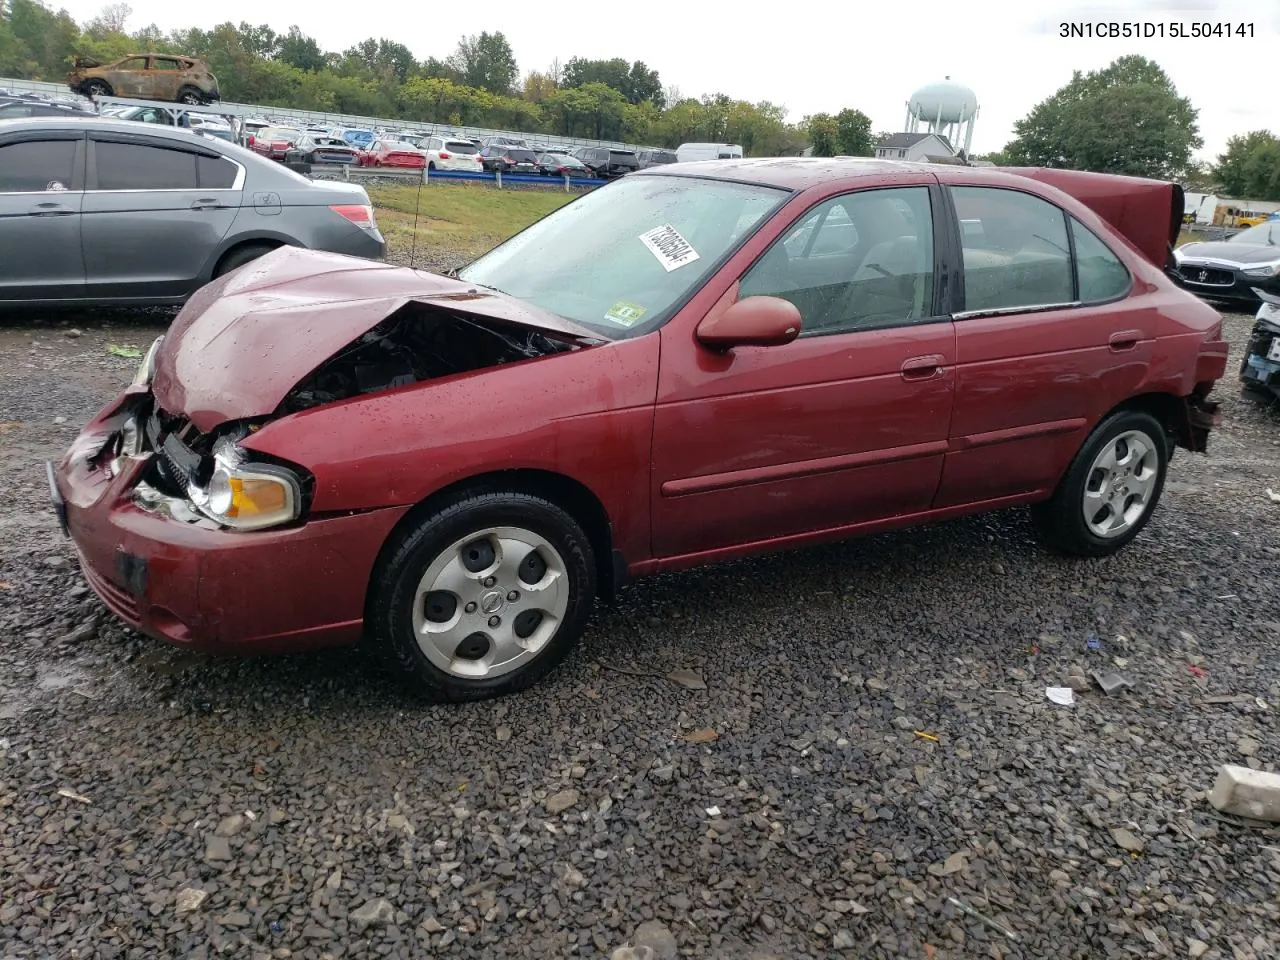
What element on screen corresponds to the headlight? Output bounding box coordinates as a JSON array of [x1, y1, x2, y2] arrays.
[[1242, 261, 1280, 279], [131, 336, 163, 387], [190, 451, 302, 531]]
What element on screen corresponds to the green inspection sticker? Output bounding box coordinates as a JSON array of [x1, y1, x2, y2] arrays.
[[603, 301, 647, 327]]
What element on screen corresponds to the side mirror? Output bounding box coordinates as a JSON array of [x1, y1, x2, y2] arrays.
[[696, 295, 802, 351]]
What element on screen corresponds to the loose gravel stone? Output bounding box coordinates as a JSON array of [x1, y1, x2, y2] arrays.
[[3, 306, 1280, 958], [545, 789, 580, 814]]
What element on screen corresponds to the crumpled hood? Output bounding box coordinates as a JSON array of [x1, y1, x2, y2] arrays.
[[152, 247, 600, 432], [1177, 241, 1280, 266]]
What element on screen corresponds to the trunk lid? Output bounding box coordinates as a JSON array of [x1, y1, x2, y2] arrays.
[[151, 247, 601, 432]]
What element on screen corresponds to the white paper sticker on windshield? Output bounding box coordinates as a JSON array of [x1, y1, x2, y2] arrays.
[[639, 224, 700, 272]]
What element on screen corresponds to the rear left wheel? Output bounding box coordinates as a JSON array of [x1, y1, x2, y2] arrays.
[[1032, 410, 1169, 557], [177, 85, 205, 105], [370, 491, 597, 701]]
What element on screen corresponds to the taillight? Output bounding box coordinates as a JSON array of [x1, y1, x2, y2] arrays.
[[273, 141, 287, 150], [439, 151, 451, 159], [246, 135, 255, 146], [330, 204, 376, 230]]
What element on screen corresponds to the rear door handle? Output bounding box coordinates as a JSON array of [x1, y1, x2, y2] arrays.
[[1109, 330, 1142, 352], [901, 354, 944, 380], [29, 202, 74, 217], [190, 199, 228, 210]]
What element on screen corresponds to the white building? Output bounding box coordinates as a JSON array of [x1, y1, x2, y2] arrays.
[[874, 132, 956, 162]]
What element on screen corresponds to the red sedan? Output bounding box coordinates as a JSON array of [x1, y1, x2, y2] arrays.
[[248, 126, 301, 162], [359, 139, 426, 168], [52, 159, 1228, 701]]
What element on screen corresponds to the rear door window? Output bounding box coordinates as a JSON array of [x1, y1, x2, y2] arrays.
[[95, 140, 199, 190], [0, 139, 78, 192]]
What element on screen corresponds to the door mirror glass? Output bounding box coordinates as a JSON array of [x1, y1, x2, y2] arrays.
[[697, 295, 802, 350]]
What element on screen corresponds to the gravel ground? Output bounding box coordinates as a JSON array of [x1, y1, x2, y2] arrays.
[[2, 302, 1280, 960]]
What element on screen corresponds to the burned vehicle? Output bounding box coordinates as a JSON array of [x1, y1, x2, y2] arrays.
[[1241, 293, 1280, 401], [52, 159, 1228, 702], [68, 53, 220, 105]]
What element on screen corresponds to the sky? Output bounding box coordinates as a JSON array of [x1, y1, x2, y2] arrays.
[[47, 0, 1277, 161]]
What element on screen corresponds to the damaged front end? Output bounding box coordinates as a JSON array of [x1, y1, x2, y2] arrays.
[[99, 301, 590, 533], [1241, 293, 1280, 402]]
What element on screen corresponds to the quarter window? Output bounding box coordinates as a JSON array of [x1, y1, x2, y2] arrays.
[[1070, 217, 1131, 302], [95, 141, 199, 190], [739, 186, 936, 335], [0, 140, 77, 192], [952, 186, 1073, 312]]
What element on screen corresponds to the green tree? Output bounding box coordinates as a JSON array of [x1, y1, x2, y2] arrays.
[[447, 31, 517, 94], [1004, 55, 1201, 180], [1214, 131, 1280, 201], [834, 107, 873, 156], [277, 26, 323, 72], [561, 56, 663, 106], [806, 113, 838, 156]]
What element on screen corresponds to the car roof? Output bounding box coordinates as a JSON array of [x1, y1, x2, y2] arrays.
[[634, 156, 1086, 192], [0, 116, 237, 151]]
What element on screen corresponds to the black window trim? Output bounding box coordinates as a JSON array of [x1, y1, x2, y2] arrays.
[[1067, 214, 1136, 307], [736, 180, 953, 340], [0, 132, 87, 194], [85, 134, 245, 192], [946, 184, 1085, 321]]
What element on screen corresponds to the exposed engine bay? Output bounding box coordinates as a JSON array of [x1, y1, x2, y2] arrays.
[[279, 304, 585, 415]]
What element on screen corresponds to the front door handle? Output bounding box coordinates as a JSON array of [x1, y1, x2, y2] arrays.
[[29, 202, 75, 217], [901, 354, 944, 381], [1109, 330, 1142, 351]]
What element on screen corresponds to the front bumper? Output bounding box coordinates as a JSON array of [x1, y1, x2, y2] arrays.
[[1176, 261, 1279, 304], [52, 391, 409, 655]]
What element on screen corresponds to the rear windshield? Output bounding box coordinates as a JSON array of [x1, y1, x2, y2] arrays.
[[506, 148, 537, 161], [262, 128, 300, 141], [444, 141, 479, 154], [610, 150, 638, 160]]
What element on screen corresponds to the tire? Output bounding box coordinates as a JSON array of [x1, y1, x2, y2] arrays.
[[369, 491, 598, 702], [427, 161, 436, 171], [213, 243, 278, 278], [83, 79, 112, 98], [177, 85, 205, 105], [1031, 409, 1169, 558]]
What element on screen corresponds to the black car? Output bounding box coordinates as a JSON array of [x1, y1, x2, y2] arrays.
[[1173, 220, 1280, 308], [571, 146, 639, 178], [637, 148, 677, 169], [284, 134, 360, 170], [534, 151, 590, 177], [0, 95, 95, 119], [478, 146, 539, 174]]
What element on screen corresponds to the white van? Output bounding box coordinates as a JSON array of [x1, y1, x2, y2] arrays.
[[675, 142, 744, 163]]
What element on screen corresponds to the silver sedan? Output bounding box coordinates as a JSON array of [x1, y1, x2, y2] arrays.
[[0, 116, 386, 306]]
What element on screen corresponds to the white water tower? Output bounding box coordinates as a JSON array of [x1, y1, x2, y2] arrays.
[[905, 77, 979, 156]]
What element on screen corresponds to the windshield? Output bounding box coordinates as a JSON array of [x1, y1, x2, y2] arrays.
[[1230, 222, 1280, 246], [458, 174, 789, 339]]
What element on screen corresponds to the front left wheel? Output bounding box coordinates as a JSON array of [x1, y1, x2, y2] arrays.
[[369, 491, 598, 701]]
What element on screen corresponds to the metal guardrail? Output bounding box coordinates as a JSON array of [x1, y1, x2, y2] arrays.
[[0, 75, 655, 155], [307, 163, 609, 191]]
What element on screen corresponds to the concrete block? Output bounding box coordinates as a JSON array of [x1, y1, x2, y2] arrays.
[[1208, 764, 1280, 823]]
